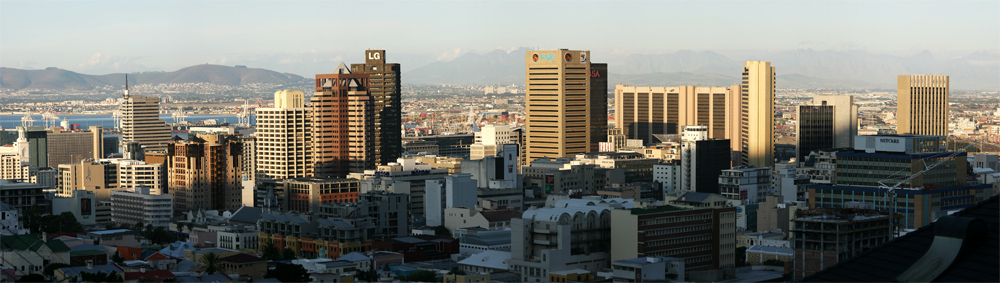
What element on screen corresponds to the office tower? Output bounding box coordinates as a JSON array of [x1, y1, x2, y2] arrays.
[[590, 63, 608, 152], [741, 61, 775, 168], [897, 74, 949, 136], [120, 84, 172, 153], [46, 126, 103, 166], [796, 95, 857, 161], [166, 135, 244, 211], [524, 49, 603, 165], [470, 124, 516, 160], [350, 50, 402, 166], [614, 85, 739, 145], [678, 125, 732, 194], [313, 63, 374, 178], [256, 90, 313, 179], [111, 186, 173, 228]]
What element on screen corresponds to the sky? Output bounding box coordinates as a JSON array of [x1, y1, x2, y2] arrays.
[[2, 0, 998, 76]]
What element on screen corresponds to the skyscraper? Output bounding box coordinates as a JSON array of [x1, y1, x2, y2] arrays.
[[897, 74, 949, 136], [350, 50, 401, 166], [590, 63, 608, 152], [256, 90, 313, 179], [740, 61, 775, 168], [167, 134, 244, 211], [524, 49, 602, 164], [614, 85, 739, 145], [120, 81, 172, 153], [796, 95, 857, 161], [313, 63, 374, 177]]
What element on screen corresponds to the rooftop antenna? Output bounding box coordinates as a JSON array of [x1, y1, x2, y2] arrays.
[[124, 74, 130, 97]]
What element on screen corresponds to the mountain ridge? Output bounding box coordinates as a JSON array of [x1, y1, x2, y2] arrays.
[[1, 64, 305, 90]]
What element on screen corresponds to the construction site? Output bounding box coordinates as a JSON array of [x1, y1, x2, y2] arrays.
[[790, 207, 903, 280]]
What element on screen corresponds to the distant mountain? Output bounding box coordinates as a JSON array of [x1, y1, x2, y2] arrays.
[[1, 64, 305, 90], [403, 48, 531, 85]]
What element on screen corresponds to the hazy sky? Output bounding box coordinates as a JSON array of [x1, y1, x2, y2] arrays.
[[2, 0, 998, 75]]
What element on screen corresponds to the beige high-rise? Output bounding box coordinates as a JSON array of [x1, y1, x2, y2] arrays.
[[897, 75, 949, 136], [741, 61, 775, 168], [614, 85, 740, 145], [524, 49, 593, 165], [256, 90, 313, 179], [121, 90, 172, 153]]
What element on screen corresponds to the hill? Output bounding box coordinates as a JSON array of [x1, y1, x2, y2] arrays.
[[1, 65, 305, 90]]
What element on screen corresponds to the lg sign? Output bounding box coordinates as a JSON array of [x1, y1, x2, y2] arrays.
[[367, 52, 382, 60]]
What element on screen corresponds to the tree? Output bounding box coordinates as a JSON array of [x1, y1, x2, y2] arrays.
[[260, 241, 281, 261], [357, 268, 380, 282], [113, 251, 125, 264], [394, 270, 437, 282], [264, 263, 311, 283], [21, 203, 43, 234], [432, 225, 452, 237], [735, 247, 749, 267], [18, 274, 47, 282], [282, 248, 297, 260], [45, 262, 72, 276], [200, 252, 223, 275], [186, 222, 195, 234], [80, 271, 124, 282]]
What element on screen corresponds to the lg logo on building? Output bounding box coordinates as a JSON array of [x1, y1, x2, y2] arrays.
[[368, 52, 382, 60]]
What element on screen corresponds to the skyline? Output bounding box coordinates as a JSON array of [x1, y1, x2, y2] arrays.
[[2, 0, 999, 78]]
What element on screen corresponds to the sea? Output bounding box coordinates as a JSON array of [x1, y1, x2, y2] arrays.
[[0, 114, 255, 140]]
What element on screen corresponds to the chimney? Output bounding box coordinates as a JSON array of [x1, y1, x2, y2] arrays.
[[87, 260, 94, 269]]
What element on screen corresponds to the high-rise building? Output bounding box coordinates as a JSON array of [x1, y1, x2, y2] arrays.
[[614, 85, 738, 145], [590, 63, 608, 152], [796, 95, 857, 162], [897, 74, 949, 136], [256, 90, 313, 179], [740, 61, 775, 168], [313, 63, 374, 178], [46, 126, 103, 166], [524, 49, 603, 165], [678, 126, 732, 194], [351, 50, 402, 166], [166, 135, 244, 211], [120, 84, 172, 153]]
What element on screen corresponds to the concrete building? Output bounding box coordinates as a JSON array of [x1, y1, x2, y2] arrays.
[[257, 90, 313, 179], [508, 199, 632, 282], [426, 173, 478, 227], [355, 158, 449, 222], [351, 50, 402, 166], [115, 159, 164, 195], [897, 74, 949, 136], [51, 190, 98, 226], [120, 87, 172, 153], [167, 134, 245, 211], [111, 186, 173, 228], [797, 95, 857, 162], [774, 162, 810, 202], [522, 157, 623, 195], [791, 208, 896, 280], [258, 211, 376, 259], [524, 49, 603, 165], [653, 161, 681, 195], [678, 125, 731, 194], [0, 201, 26, 235], [740, 61, 775, 168], [610, 205, 736, 273], [718, 166, 772, 204], [256, 177, 360, 213], [458, 229, 512, 256], [0, 126, 47, 167], [611, 256, 685, 283], [313, 63, 375, 178], [461, 144, 521, 190], [614, 85, 739, 146], [971, 154, 999, 172], [756, 195, 789, 233], [46, 126, 103, 166], [471, 124, 516, 160], [444, 207, 520, 232], [575, 152, 658, 183], [0, 180, 49, 214], [216, 225, 258, 251], [318, 191, 410, 239], [745, 245, 793, 266], [458, 250, 511, 274]]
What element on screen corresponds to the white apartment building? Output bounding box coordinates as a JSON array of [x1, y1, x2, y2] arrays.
[[718, 166, 772, 204], [217, 226, 258, 250], [115, 159, 165, 195], [256, 90, 313, 179], [111, 186, 173, 228]]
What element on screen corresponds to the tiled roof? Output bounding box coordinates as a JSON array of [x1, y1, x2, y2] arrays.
[[802, 195, 999, 282], [219, 253, 267, 264]]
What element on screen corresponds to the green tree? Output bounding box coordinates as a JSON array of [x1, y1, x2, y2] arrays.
[[432, 225, 452, 237], [394, 270, 437, 282], [735, 246, 749, 267], [18, 273, 47, 282], [357, 268, 380, 282], [260, 241, 281, 261], [20, 203, 43, 234], [200, 252, 223, 275], [282, 248, 297, 260], [264, 263, 311, 282], [113, 250, 125, 264]]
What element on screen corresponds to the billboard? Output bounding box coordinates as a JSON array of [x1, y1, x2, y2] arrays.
[[80, 198, 92, 216], [502, 144, 519, 181]]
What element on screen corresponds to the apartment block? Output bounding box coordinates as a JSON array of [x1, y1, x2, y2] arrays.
[[111, 186, 173, 228], [257, 90, 313, 179]]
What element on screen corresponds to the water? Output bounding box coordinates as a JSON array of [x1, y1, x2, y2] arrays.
[[0, 114, 255, 129]]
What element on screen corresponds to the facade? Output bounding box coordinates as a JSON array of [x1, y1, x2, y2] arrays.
[[444, 207, 520, 232], [110, 186, 173, 228], [356, 158, 449, 222], [350, 50, 402, 166], [471, 124, 516, 160], [56, 160, 117, 199], [678, 126, 731, 194], [614, 85, 738, 145], [0, 201, 25, 235], [897, 74, 949, 136], [522, 158, 622, 195], [0, 126, 47, 167], [318, 191, 410, 239], [426, 173, 477, 227], [590, 63, 609, 152], [740, 61, 775, 168], [116, 159, 164, 195], [313, 63, 375, 178], [791, 208, 896, 280], [218, 253, 268, 281], [796, 104, 835, 162], [120, 90, 172, 154], [745, 245, 793, 265], [524, 49, 601, 165], [575, 152, 657, 183], [257, 90, 313, 179], [51, 190, 98, 226], [258, 211, 376, 259], [46, 126, 103, 167], [257, 177, 361, 213], [718, 166, 772, 204], [756, 195, 790, 233], [0, 180, 49, 214], [611, 256, 685, 283], [216, 226, 259, 251], [166, 134, 245, 211], [610, 205, 736, 273]]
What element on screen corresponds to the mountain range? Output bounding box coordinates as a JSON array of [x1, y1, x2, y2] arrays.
[[1, 64, 305, 90], [2, 49, 996, 91]]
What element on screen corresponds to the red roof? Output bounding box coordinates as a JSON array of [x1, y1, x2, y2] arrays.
[[144, 252, 169, 261], [124, 270, 176, 282]]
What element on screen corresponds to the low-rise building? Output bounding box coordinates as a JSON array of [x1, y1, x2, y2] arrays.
[[458, 250, 511, 274], [444, 207, 520, 232], [745, 245, 793, 265], [575, 152, 658, 183], [216, 225, 258, 251], [718, 166, 772, 204], [0, 180, 48, 214], [0, 201, 26, 235], [218, 253, 268, 281], [791, 208, 897, 280], [611, 256, 685, 283]]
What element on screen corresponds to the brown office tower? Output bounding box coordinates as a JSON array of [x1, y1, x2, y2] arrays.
[[312, 63, 375, 178], [524, 49, 603, 165], [166, 135, 245, 211], [350, 50, 401, 166], [897, 74, 949, 136], [590, 63, 608, 152]]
